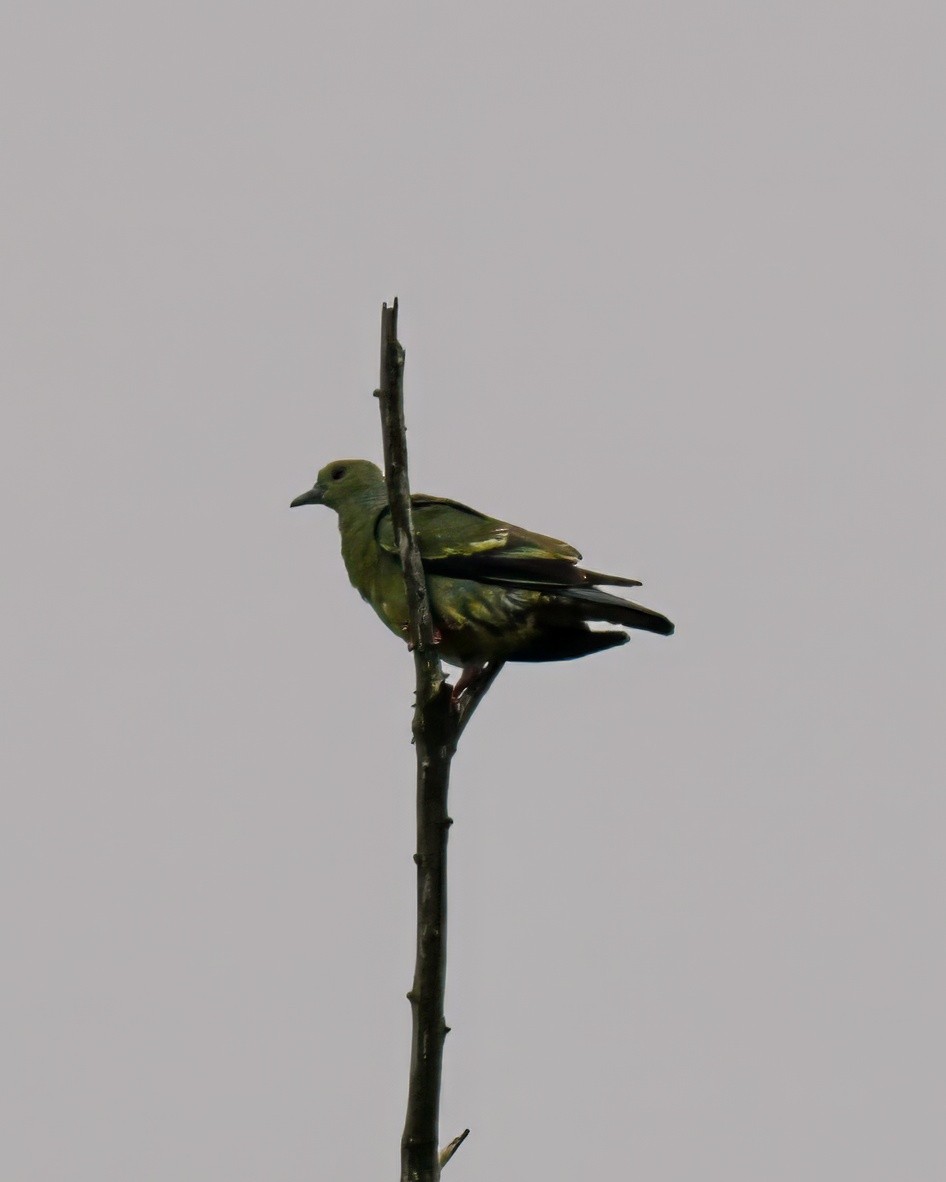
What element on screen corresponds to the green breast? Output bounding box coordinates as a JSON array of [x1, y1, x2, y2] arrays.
[[338, 505, 410, 638]]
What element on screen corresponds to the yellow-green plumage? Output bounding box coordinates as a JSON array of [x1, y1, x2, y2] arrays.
[[291, 459, 673, 679]]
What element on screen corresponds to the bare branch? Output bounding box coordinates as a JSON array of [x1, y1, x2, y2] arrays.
[[376, 302, 454, 1182], [375, 299, 441, 675], [377, 300, 502, 1181]]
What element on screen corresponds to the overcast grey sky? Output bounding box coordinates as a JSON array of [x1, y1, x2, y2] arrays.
[[3, 3, 944, 1179]]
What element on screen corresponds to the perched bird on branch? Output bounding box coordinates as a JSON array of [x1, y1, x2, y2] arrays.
[[291, 459, 673, 694]]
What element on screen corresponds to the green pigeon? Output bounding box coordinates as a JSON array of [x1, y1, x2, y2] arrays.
[[291, 459, 673, 694]]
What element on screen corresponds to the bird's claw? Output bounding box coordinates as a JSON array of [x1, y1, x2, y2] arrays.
[[405, 625, 443, 652], [450, 663, 487, 705]]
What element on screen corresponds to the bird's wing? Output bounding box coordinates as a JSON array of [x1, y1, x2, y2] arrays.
[[376, 496, 578, 561], [375, 496, 641, 589]]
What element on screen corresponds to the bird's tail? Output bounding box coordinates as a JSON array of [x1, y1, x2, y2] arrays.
[[511, 627, 630, 663], [552, 586, 675, 636]]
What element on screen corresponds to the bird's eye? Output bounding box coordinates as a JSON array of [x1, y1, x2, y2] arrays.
[[331, 466, 347, 481]]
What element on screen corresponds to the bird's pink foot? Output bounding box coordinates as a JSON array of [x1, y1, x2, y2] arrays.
[[451, 663, 485, 704], [405, 625, 443, 652]]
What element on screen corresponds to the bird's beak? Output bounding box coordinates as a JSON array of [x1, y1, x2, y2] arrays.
[[290, 484, 325, 508]]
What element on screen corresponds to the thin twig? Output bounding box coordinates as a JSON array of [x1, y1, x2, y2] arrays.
[[439, 1128, 471, 1168]]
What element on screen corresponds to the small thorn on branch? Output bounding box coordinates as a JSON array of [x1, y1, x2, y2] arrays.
[[439, 1128, 470, 1168]]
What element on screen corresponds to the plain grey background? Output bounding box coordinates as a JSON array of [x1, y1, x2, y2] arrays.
[[3, 3, 943, 1179]]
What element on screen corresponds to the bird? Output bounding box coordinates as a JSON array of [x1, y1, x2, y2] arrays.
[[291, 459, 673, 695]]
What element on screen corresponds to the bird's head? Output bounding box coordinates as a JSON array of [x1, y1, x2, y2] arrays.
[[290, 459, 385, 512]]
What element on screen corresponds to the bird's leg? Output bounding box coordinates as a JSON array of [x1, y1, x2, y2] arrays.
[[451, 662, 486, 704]]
